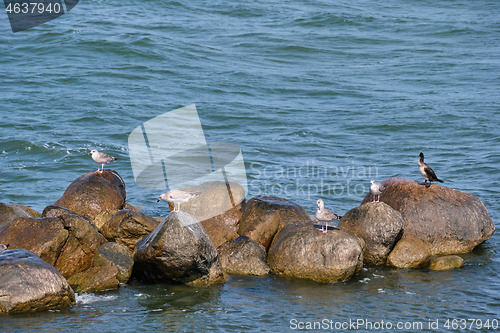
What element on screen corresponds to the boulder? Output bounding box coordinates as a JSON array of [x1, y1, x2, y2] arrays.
[[0, 217, 69, 266], [168, 181, 246, 248], [428, 255, 464, 270], [67, 266, 120, 294], [93, 242, 134, 283], [42, 205, 80, 218], [361, 177, 495, 256], [100, 210, 159, 252], [338, 202, 404, 265], [267, 222, 364, 283], [386, 238, 431, 268], [133, 212, 225, 287], [0, 203, 41, 226], [54, 214, 107, 278], [217, 236, 270, 276], [238, 196, 311, 250], [93, 209, 120, 229], [54, 170, 126, 220], [0, 249, 75, 314], [0, 215, 107, 279]]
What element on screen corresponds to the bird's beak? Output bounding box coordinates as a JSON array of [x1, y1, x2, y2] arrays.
[[157, 198, 161, 202]]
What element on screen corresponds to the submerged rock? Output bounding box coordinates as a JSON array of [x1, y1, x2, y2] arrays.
[[0, 249, 75, 314], [361, 177, 495, 256], [239, 196, 311, 250], [54, 170, 126, 220], [267, 222, 364, 283], [0, 203, 41, 226], [100, 210, 159, 252], [133, 212, 225, 287], [217, 236, 270, 276], [428, 255, 464, 270], [338, 202, 404, 265], [93, 242, 134, 283]]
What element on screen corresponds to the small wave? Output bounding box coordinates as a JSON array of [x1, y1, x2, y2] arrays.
[[76, 293, 118, 305]]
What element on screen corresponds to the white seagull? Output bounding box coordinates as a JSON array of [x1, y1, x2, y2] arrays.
[[370, 180, 385, 203], [157, 190, 199, 212], [315, 199, 340, 233], [90, 149, 117, 172]]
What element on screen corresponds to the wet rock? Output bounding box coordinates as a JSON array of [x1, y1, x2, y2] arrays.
[[133, 212, 225, 287], [54, 170, 126, 220], [0, 249, 75, 314], [93, 242, 134, 283], [386, 238, 431, 268], [0, 203, 41, 226], [169, 181, 245, 248], [338, 202, 404, 265], [361, 177, 495, 256], [100, 210, 159, 252], [93, 209, 120, 229], [42, 205, 80, 218], [67, 266, 120, 294], [267, 222, 364, 283], [428, 255, 464, 270], [217, 236, 270, 276], [0, 217, 69, 266], [239, 196, 311, 250]]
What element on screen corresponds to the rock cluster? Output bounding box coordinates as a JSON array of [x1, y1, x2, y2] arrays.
[[0, 171, 494, 314]]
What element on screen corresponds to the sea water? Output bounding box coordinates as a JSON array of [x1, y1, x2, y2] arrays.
[[1, 0, 499, 331]]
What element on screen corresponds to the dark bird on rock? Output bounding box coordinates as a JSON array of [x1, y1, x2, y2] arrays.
[[418, 152, 443, 185]]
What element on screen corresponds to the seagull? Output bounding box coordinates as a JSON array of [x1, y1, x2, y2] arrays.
[[418, 152, 443, 185], [0, 244, 9, 253], [370, 180, 385, 203], [157, 190, 199, 212], [315, 199, 340, 233], [90, 149, 117, 172]]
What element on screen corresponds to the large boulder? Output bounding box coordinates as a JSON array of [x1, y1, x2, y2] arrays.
[[386, 238, 431, 268], [54, 170, 126, 220], [362, 177, 495, 256], [54, 214, 107, 278], [0, 215, 107, 279], [217, 236, 270, 276], [42, 205, 80, 218], [0, 217, 69, 266], [100, 210, 159, 252], [0, 249, 75, 314], [0, 203, 41, 226], [267, 222, 364, 283], [93, 242, 134, 283], [338, 202, 404, 265], [167, 181, 245, 248], [238, 196, 311, 250], [133, 212, 225, 287]]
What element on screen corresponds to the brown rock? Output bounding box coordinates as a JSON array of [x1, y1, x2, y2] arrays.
[[386, 238, 431, 268], [93, 242, 134, 283], [0, 249, 75, 314], [133, 212, 225, 286], [167, 181, 245, 248], [361, 177, 495, 255], [100, 210, 159, 252], [267, 222, 363, 283], [217, 236, 270, 276], [338, 202, 404, 265], [0, 203, 41, 226], [428, 255, 464, 270], [93, 209, 120, 229], [239, 196, 311, 249], [0, 217, 68, 266], [67, 266, 120, 293], [42, 205, 80, 218], [54, 170, 126, 220]]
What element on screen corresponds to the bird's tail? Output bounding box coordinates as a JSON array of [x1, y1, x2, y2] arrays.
[[436, 178, 444, 183]]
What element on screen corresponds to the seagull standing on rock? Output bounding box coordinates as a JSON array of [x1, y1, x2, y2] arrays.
[[370, 180, 385, 203], [90, 149, 117, 172], [418, 152, 443, 185], [157, 190, 199, 212], [315, 199, 340, 233]]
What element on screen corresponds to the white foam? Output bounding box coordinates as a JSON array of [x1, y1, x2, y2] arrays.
[[76, 293, 118, 305]]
